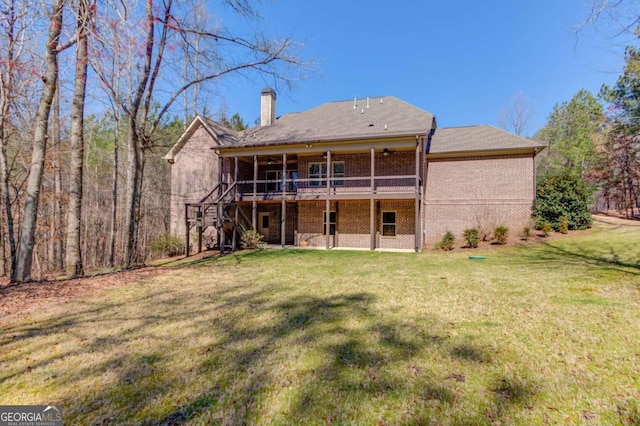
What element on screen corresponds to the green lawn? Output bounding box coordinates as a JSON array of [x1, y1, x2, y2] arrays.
[[1, 220, 639, 425]]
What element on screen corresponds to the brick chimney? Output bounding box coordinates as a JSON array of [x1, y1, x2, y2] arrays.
[[260, 88, 276, 126]]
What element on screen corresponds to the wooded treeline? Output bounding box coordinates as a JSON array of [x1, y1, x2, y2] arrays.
[[535, 25, 640, 220], [0, 0, 305, 282]]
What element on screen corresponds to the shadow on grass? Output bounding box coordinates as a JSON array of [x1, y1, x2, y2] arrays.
[[511, 239, 640, 276], [1, 272, 539, 425]]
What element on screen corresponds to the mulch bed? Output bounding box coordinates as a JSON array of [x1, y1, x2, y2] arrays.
[[0, 266, 167, 325]]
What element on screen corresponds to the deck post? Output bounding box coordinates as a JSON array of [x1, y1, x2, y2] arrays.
[[281, 153, 287, 247], [233, 204, 238, 251], [326, 150, 331, 249], [370, 148, 375, 250], [219, 203, 225, 256], [415, 138, 421, 252], [234, 156, 238, 187], [185, 204, 190, 257], [196, 210, 204, 253], [233, 156, 239, 252], [252, 155, 258, 229]]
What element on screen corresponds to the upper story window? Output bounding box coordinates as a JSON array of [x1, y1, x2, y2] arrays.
[[266, 170, 297, 192], [309, 162, 345, 187]]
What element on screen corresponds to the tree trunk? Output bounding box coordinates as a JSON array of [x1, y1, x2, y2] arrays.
[[109, 113, 119, 268], [13, 0, 63, 282], [124, 120, 144, 267], [0, 0, 19, 278], [65, 0, 90, 277], [51, 84, 64, 271]]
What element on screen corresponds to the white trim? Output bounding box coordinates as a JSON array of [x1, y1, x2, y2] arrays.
[[163, 115, 222, 162]]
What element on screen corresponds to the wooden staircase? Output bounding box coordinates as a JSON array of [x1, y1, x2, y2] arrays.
[[184, 182, 251, 256]]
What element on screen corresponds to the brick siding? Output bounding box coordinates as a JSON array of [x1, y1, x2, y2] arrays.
[[298, 199, 416, 250], [424, 155, 535, 243]]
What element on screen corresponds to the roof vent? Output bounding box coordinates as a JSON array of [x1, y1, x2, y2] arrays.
[[366, 96, 370, 108], [353, 96, 357, 109], [361, 108, 364, 114]]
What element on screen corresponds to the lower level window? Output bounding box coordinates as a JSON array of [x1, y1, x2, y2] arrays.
[[323, 211, 336, 235], [382, 211, 396, 236]]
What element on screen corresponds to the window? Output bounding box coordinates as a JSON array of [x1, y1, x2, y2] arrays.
[[332, 162, 345, 186], [323, 211, 336, 235], [265, 171, 278, 191], [382, 211, 396, 236], [309, 162, 345, 187], [266, 170, 297, 191]]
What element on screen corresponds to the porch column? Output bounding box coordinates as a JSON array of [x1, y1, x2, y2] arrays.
[[415, 138, 421, 252], [370, 148, 375, 250], [325, 150, 331, 249], [233, 205, 238, 251], [252, 155, 257, 229], [197, 219, 203, 254], [233, 156, 239, 251], [185, 204, 190, 257], [218, 156, 224, 187], [281, 153, 287, 247], [234, 156, 239, 184], [219, 202, 225, 255]]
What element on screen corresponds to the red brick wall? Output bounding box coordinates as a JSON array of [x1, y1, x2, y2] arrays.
[[298, 151, 418, 188], [423, 155, 535, 243], [298, 199, 416, 249]]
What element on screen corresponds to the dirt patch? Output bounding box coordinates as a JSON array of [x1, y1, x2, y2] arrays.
[[0, 266, 168, 326]]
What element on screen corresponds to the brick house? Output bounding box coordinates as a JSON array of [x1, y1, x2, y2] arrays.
[[164, 89, 544, 253]]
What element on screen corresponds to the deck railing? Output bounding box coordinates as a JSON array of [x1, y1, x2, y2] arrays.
[[234, 175, 419, 199]]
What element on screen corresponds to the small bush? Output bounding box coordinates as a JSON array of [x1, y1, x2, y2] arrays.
[[494, 226, 509, 245], [522, 227, 531, 241], [149, 233, 184, 257], [241, 229, 264, 249], [436, 231, 455, 251], [559, 216, 569, 234], [463, 228, 480, 248], [538, 221, 552, 237]]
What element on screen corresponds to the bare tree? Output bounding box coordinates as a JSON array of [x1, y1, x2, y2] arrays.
[[499, 91, 536, 136], [65, 0, 92, 277], [13, 0, 78, 282], [580, 0, 640, 40], [0, 0, 24, 277], [93, 0, 307, 267]]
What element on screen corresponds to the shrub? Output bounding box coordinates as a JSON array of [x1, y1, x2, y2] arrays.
[[494, 226, 509, 245], [241, 229, 264, 249], [436, 231, 455, 251], [538, 221, 552, 237], [149, 233, 184, 257], [522, 227, 531, 241], [462, 228, 480, 248], [559, 216, 569, 234], [533, 171, 594, 231]]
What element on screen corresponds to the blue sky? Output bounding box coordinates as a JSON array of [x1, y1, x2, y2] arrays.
[[209, 0, 628, 136]]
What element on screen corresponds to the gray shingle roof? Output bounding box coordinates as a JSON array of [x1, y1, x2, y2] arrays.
[[200, 116, 240, 145], [234, 96, 435, 147], [429, 125, 545, 154]]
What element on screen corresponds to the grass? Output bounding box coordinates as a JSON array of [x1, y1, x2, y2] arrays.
[[1, 220, 639, 425]]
